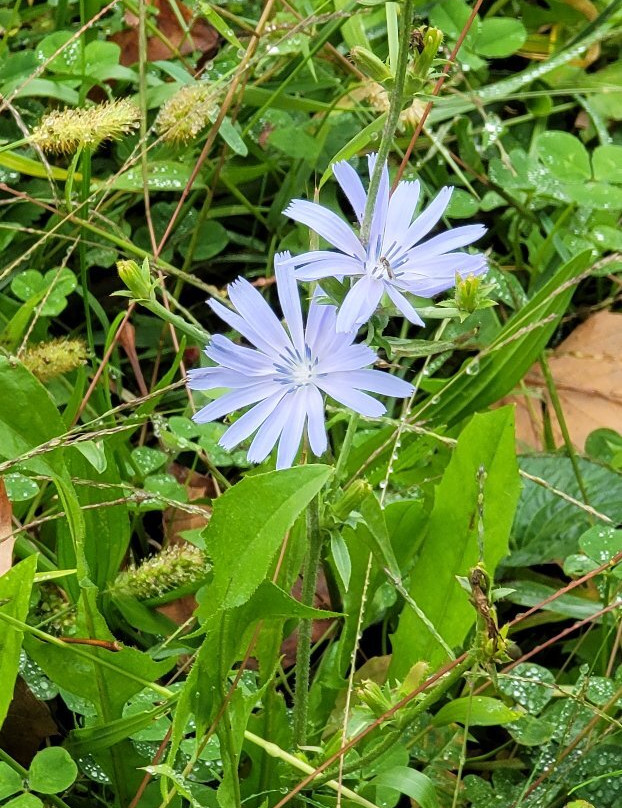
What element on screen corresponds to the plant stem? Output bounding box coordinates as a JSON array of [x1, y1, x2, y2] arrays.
[[79, 146, 95, 358], [360, 0, 414, 243], [538, 353, 591, 510], [292, 492, 323, 747]]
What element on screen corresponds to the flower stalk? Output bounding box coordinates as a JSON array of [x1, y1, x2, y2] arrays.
[[360, 0, 415, 244], [292, 491, 323, 747]]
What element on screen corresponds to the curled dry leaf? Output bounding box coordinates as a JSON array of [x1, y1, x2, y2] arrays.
[[500, 311, 622, 451]]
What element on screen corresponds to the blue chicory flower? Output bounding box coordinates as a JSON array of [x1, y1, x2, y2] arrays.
[[283, 155, 488, 332], [187, 254, 413, 470]]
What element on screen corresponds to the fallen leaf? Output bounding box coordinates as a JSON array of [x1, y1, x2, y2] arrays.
[[111, 0, 219, 66], [0, 478, 14, 576], [500, 311, 622, 450], [0, 678, 58, 766]]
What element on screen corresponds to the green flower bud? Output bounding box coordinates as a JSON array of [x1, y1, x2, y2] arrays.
[[409, 26, 443, 82], [332, 479, 372, 521], [350, 46, 394, 84], [117, 258, 155, 301]]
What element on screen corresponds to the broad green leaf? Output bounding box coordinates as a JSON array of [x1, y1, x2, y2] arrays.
[[371, 766, 439, 808], [416, 251, 592, 427], [4, 794, 43, 808], [0, 760, 24, 800], [390, 408, 520, 674], [433, 696, 522, 726], [498, 663, 555, 713], [579, 525, 622, 566], [0, 556, 37, 728], [113, 161, 204, 192], [476, 18, 527, 57], [502, 579, 602, 620], [509, 455, 622, 565], [28, 747, 78, 794], [535, 131, 591, 182], [592, 145, 622, 183], [203, 465, 332, 610], [3, 473, 39, 502]]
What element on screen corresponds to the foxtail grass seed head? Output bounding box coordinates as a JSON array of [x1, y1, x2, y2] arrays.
[[22, 338, 87, 382], [31, 99, 140, 155], [155, 82, 218, 144], [114, 545, 211, 601]]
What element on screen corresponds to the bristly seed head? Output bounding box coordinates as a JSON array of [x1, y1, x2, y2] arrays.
[[31, 99, 140, 155], [21, 338, 87, 382], [155, 83, 219, 145]]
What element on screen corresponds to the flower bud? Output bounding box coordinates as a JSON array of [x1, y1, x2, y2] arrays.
[[454, 273, 496, 315], [350, 46, 393, 84], [409, 26, 443, 82], [332, 479, 372, 521], [117, 258, 155, 301]]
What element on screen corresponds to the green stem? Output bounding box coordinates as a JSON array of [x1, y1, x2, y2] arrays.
[[538, 354, 591, 510], [292, 492, 323, 747], [360, 0, 414, 243], [79, 146, 95, 358]]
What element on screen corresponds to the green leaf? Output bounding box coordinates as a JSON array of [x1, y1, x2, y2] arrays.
[[579, 525, 622, 566], [509, 455, 622, 565], [3, 473, 39, 502], [131, 447, 168, 477], [390, 408, 520, 674], [498, 663, 555, 713], [370, 766, 439, 808], [331, 532, 351, 591], [416, 250, 592, 427], [358, 491, 399, 577], [113, 161, 204, 192], [535, 131, 591, 182], [0, 556, 38, 729], [28, 747, 78, 794], [0, 762, 23, 801], [433, 696, 522, 727], [4, 794, 43, 808], [476, 18, 526, 57], [592, 145, 622, 183], [202, 465, 332, 610]]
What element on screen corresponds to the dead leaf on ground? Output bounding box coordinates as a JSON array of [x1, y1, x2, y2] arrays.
[[499, 310, 622, 451], [0, 678, 58, 766], [111, 0, 218, 66], [0, 478, 14, 576]]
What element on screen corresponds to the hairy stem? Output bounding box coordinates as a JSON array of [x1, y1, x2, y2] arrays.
[[292, 492, 323, 747]]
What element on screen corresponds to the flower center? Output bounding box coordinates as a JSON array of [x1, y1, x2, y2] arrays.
[[273, 344, 318, 387], [368, 256, 394, 281]]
